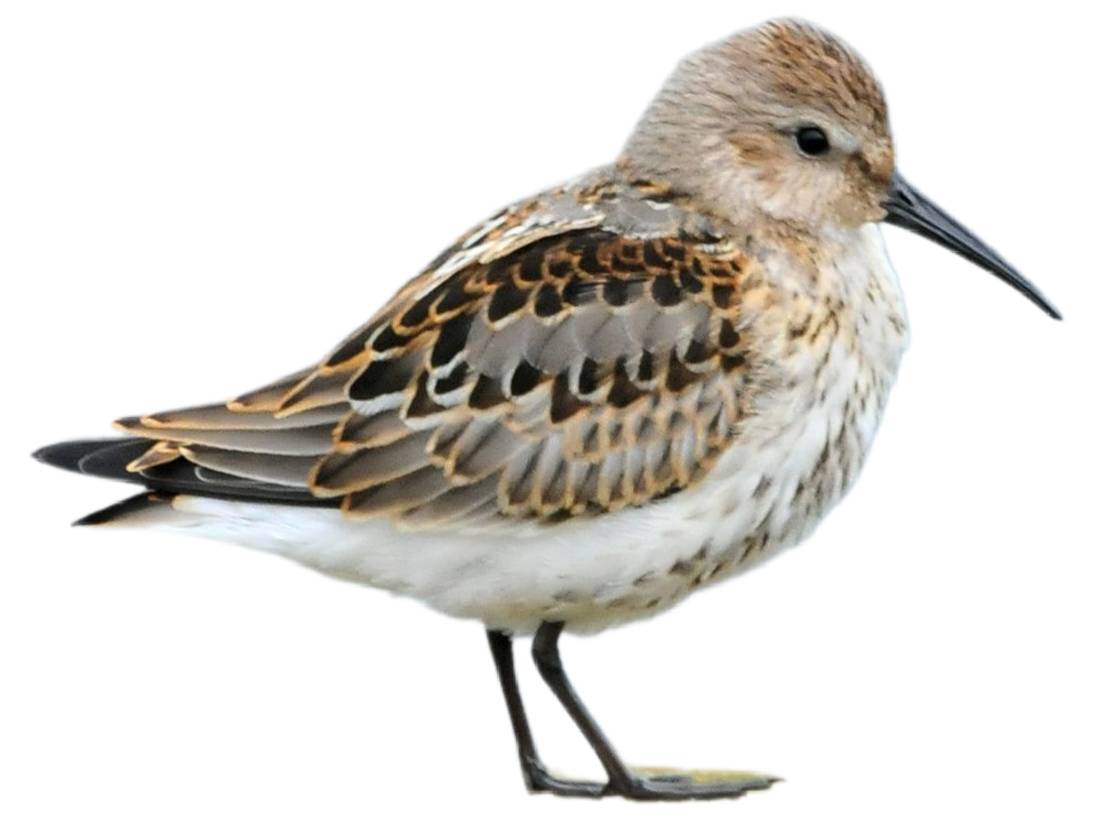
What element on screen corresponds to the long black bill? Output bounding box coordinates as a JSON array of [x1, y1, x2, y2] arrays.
[[883, 172, 1061, 320]]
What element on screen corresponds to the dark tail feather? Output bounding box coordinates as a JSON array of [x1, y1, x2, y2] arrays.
[[34, 437, 335, 506], [33, 440, 177, 525], [73, 491, 177, 526], [34, 438, 151, 483]]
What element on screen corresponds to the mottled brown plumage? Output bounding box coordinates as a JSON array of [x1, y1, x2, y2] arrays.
[[116, 172, 757, 525]]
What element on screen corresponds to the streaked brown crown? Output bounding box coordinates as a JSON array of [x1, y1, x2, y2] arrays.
[[733, 19, 888, 135], [622, 18, 895, 229]]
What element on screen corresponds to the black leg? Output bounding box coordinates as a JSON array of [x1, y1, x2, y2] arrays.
[[530, 622, 633, 788], [485, 629, 606, 798], [530, 620, 780, 801]]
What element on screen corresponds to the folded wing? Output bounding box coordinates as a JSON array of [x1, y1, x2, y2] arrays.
[[114, 196, 755, 529]]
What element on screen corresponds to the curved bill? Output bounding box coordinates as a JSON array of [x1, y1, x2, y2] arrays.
[[883, 172, 1061, 320]]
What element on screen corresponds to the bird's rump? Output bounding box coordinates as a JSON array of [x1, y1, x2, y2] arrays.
[[108, 180, 755, 528]]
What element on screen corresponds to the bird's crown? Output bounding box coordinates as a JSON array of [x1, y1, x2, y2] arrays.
[[621, 18, 894, 232]]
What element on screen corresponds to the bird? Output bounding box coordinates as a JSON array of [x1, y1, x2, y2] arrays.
[[34, 18, 1060, 802]]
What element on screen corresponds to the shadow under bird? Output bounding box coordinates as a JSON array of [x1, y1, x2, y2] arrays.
[[35, 18, 1059, 801]]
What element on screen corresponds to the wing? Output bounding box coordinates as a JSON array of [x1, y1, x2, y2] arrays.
[[115, 180, 755, 529]]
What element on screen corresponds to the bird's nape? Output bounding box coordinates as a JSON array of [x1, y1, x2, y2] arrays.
[[883, 172, 1062, 320]]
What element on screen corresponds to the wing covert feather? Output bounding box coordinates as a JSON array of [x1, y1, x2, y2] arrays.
[[113, 182, 756, 529], [324, 227, 753, 525]]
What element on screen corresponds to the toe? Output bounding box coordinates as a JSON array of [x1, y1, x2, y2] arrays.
[[622, 766, 781, 800]]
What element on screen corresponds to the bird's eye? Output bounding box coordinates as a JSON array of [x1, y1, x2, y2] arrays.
[[795, 126, 830, 157]]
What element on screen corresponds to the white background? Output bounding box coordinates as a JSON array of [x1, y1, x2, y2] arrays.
[[2, 2, 1091, 819]]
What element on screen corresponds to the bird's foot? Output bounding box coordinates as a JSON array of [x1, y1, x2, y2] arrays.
[[610, 766, 780, 801], [522, 760, 609, 798], [523, 760, 779, 801]]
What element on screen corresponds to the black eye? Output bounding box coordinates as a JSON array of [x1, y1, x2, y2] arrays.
[[795, 126, 830, 157]]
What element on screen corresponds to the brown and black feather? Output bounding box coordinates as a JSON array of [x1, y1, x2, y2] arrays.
[[36, 179, 755, 529]]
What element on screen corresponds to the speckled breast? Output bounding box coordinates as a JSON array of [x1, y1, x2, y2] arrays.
[[649, 224, 910, 605]]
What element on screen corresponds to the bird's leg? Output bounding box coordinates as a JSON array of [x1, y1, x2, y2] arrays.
[[530, 620, 780, 801], [485, 629, 606, 798]]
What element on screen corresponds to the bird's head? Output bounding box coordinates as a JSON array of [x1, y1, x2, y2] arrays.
[[621, 18, 1060, 318]]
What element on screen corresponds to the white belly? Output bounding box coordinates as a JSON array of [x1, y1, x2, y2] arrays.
[[146, 226, 911, 634], [161, 337, 899, 634]]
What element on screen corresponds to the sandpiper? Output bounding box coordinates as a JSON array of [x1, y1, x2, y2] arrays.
[[34, 18, 1059, 801]]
